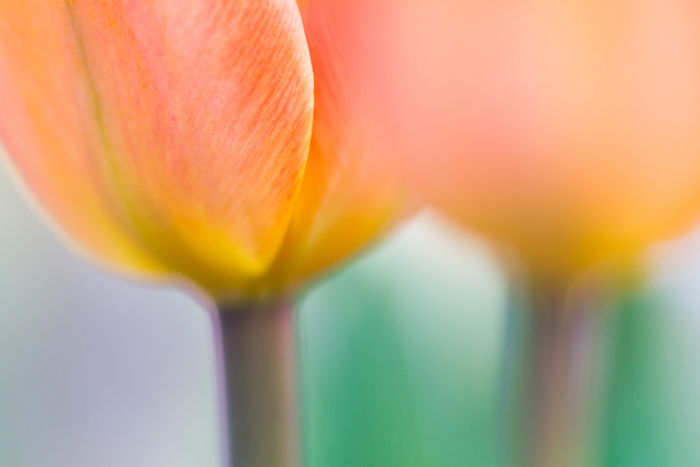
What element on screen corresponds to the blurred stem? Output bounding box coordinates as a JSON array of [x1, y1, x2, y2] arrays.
[[212, 300, 299, 467], [505, 280, 602, 467], [527, 287, 594, 467]]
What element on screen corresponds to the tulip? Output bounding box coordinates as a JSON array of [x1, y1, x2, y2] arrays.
[[0, 1, 406, 466], [326, 0, 700, 280], [314, 1, 700, 465]]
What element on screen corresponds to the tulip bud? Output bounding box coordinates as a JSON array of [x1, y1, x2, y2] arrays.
[[332, 0, 700, 278], [0, 0, 406, 302]]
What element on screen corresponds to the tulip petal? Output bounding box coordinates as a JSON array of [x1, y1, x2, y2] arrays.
[[0, 0, 314, 293], [266, 0, 408, 289], [0, 2, 156, 272]]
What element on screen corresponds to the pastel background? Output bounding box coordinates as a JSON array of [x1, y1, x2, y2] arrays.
[[2, 150, 700, 466]]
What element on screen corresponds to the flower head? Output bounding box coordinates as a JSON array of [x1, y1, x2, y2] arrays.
[[0, 0, 406, 302], [329, 0, 700, 278]]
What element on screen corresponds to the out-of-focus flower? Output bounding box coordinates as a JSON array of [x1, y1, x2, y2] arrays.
[[0, 0, 406, 302], [328, 0, 700, 279]]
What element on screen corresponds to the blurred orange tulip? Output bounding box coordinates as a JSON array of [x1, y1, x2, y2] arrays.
[[328, 0, 700, 279], [0, 0, 406, 302]]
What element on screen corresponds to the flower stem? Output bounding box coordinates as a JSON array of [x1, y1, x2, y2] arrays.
[[504, 281, 602, 467], [528, 290, 593, 467], [212, 300, 300, 467]]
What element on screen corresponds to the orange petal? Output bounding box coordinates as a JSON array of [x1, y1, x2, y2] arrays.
[[264, 0, 410, 290], [0, 0, 314, 295]]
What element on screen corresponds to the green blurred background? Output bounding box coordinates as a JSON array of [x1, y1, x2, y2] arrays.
[[2, 158, 700, 466]]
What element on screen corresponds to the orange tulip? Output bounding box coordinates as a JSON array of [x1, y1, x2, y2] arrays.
[[0, 0, 406, 303], [314, 3, 700, 465], [327, 0, 700, 280], [0, 2, 407, 466]]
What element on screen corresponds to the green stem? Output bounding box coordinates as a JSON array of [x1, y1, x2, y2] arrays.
[[504, 281, 602, 467], [212, 300, 300, 467], [527, 290, 591, 467]]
